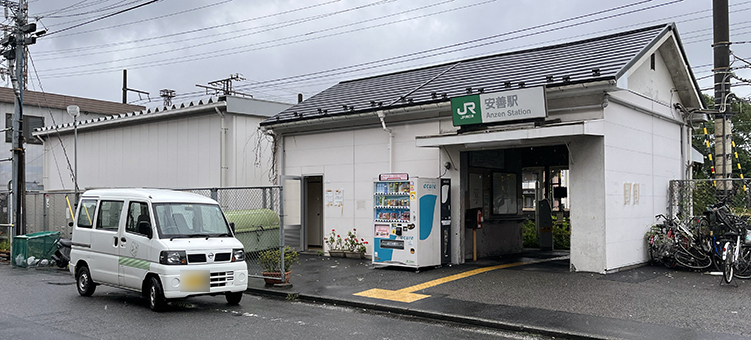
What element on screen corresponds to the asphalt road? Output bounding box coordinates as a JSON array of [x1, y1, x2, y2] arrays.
[[0, 265, 556, 340]]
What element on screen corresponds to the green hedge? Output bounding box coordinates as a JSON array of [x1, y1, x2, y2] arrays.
[[522, 217, 570, 250]]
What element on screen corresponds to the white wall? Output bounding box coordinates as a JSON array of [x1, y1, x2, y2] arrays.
[[627, 50, 677, 106], [569, 136, 607, 272], [44, 114, 221, 190], [601, 96, 683, 271], [282, 121, 441, 254], [226, 114, 275, 187]]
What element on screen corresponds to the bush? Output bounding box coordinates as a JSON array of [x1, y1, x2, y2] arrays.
[[523, 219, 539, 248], [552, 217, 571, 250], [258, 246, 299, 272], [522, 217, 571, 250]]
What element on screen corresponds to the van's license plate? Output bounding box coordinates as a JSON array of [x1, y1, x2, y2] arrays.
[[181, 270, 209, 292]]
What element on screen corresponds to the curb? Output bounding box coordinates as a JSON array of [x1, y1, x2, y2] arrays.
[[246, 287, 607, 340]]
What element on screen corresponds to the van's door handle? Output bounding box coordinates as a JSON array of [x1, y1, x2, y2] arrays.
[[114, 236, 118, 246]]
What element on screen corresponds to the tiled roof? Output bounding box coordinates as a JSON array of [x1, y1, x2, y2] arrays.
[[262, 24, 683, 126], [0, 87, 145, 115]]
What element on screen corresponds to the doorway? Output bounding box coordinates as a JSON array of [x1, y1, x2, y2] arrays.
[[305, 176, 323, 249]]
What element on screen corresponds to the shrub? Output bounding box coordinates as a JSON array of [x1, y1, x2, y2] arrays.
[[522, 217, 571, 250], [522, 219, 539, 248], [258, 246, 299, 272]]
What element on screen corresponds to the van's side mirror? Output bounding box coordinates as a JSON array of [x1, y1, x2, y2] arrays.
[[229, 222, 235, 234], [138, 221, 153, 239]]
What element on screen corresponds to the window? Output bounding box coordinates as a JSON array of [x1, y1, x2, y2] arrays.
[[650, 53, 655, 71], [492, 172, 518, 215], [96, 201, 123, 231], [153, 203, 231, 238], [5, 114, 45, 145], [126, 201, 149, 235], [77, 199, 97, 229]]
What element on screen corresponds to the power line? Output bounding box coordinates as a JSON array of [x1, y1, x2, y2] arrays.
[[42, 0, 233, 40], [38, 0, 668, 79], [44, 0, 160, 37], [35, 0, 400, 68], [38, 0, 341, 45], [38, 0, 144, 19], [35, 0, 448, 70]]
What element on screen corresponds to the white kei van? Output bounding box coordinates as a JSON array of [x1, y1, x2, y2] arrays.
[[69, 188, 248, 311]]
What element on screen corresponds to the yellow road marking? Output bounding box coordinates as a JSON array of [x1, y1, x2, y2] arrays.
[[354, 256, 569, 303]]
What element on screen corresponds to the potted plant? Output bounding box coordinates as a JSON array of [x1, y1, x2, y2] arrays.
[[325, 229, 345, 257], [344, 229, 367, 259], [0, 238, 9, 262], [258, 246, 299, 285]]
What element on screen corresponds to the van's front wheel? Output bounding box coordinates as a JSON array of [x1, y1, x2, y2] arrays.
[[226, 291, 243, 305], [76, 266, 96, 297], [148, 277, 167, 312]]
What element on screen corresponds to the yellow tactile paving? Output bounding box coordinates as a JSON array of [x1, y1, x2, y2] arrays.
[[354, 256, 569, 303]]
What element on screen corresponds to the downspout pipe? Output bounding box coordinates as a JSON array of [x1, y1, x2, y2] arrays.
[[377, 111, 393, 172], [215, 107, 226, 187]]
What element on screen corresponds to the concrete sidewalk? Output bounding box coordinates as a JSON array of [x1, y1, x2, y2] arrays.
[[247, 251, 751, 340]]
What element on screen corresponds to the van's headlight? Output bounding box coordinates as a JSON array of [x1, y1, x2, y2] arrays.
[[159, 250, 187, 265], [232, 248, 244, 262]]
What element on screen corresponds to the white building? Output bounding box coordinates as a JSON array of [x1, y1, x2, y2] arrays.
[[260, 24, 705, 273], [0, 88, 143, 189], [35, 96, 291, 191]]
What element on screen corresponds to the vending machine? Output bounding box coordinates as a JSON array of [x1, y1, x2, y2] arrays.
[[373, 174, 440, 269]]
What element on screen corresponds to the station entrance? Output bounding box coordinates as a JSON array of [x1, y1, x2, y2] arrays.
[[461, 144, 570, 262]]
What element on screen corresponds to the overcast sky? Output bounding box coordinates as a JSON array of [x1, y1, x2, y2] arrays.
[[14, 0, 751, 108]]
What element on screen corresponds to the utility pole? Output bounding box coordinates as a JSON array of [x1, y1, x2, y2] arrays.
[[713, 0, 733, 197], [2, 0, 41, 236]]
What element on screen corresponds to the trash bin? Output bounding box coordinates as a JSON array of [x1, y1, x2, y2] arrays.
[[11, 231, 60, 267], [225, 209, 280, 254]]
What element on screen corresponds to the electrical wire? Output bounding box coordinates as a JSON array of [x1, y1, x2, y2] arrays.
[[35, 0, 402, 69], [26, 52, 78, 191], [42, 0, 233, 40], [44, 0, 160, 37], [37, 0, 670, 80]]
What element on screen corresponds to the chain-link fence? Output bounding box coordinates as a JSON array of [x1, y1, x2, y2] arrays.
[[669, 179, 751, 222], [13, 187, 285, 281], [25, 192, 77, 238], [179, 187, 283, 279]]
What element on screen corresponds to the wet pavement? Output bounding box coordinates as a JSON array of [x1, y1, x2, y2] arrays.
[[247, 250, 751, 340]]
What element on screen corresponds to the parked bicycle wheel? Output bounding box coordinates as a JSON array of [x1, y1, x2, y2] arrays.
[[734, 247, 751, 279], [724, 243, 735, 284]]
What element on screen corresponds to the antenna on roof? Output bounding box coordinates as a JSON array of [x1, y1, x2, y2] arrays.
[[160, 89, 176, 107], [121, 69, 150, 104], [195, 73, 253, 98]]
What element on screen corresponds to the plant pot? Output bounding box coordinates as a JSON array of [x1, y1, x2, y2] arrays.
[[329, 250, 345, 258], [262, 271, 291, 285], [344, 251, 364, 259]]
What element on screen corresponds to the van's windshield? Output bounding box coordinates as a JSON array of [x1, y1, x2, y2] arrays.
[[152, 203, 232, 239]]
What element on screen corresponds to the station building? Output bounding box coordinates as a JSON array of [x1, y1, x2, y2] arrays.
[[260, 24, 705, 273]]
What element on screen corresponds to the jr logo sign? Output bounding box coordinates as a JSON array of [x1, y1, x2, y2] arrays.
[[451, 87, 546, 127], [451, 95, 482, 126]]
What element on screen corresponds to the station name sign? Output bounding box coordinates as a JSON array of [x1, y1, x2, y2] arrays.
[[451, 86, 547, 126]]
